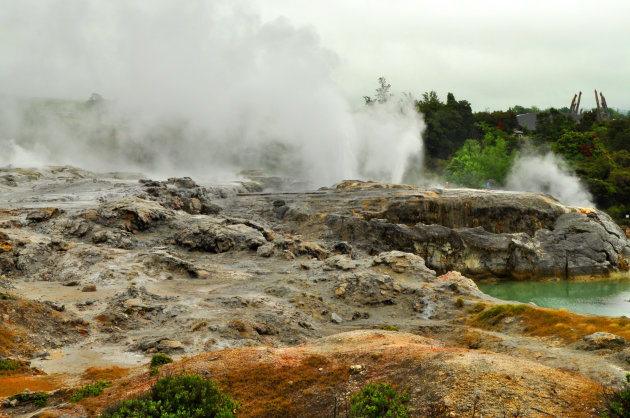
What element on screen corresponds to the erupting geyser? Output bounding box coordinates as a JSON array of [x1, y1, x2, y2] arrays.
[[0, 1, 424, 186]]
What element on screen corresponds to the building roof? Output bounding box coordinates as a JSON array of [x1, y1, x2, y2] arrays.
[[516, 113, 537, 131]]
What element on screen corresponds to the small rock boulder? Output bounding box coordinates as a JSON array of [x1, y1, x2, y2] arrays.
[[578, 332, 628, 351], [26, 207, 61, 223], [157, 340, 184, 353], [81, 284, 97, 292], [325, 254, 359, 270], [372, 251, 436, 278]]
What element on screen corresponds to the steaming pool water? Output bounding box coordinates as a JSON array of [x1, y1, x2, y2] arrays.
[[477, 278, 630, 317]]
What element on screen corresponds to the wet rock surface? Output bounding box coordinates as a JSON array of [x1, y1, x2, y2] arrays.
[[0, 168, 629, 416]]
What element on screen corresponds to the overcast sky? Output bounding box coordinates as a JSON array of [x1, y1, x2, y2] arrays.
[[2, 0, 629, 112], [258, 0, 630, 111]]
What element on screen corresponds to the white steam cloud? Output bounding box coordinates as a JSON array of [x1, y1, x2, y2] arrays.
[[0, 0, 423, 186], [506, 153, 594, 207]]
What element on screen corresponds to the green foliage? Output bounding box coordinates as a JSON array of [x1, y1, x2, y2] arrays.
[[71, 380, 110, 402], [474, 110, 519, 134], [349, 382, 409, 417], [0, 358, 22, 371], [445, 129, 516, 187], [9, 391, 48, 407], [510, 105, 541, 114], [578, 110, 599, 132], [609, 167, 630, 208], [468, 302, 486, 313], [534, 108, 576, 141], [102, 373, 238, 418], [378, 325, 399, 332], [601, 119, 630, 152], [150, 353, 173, 368], [455, 298, 464, 308], [603, 373, 630, 417], [417, 91, 475, 160], [475, 304, 530, 326], [553, 131, 609, 163], [584, 178, 617, 208]]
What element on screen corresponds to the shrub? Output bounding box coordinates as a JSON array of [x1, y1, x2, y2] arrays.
[[603, 373, 630, 417], [150, 353, 173, 368], [102, 373, 238, 418], [349, 382, 409, 418], [378, 325, 399, 332], [70, 380, 110, 402], [0, 358, 23, 372], [475, 304, 530, 326], [9, 391, 48, 407], [455, 298, 464, 308]]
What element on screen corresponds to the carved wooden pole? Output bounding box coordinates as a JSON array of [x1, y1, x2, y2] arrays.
[[595, 89, 602, 121]]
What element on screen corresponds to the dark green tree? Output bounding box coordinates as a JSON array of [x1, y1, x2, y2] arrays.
[[600, 119, 630, 152], [534, 108, 576, 141], [417, 91, 475, 160], [474, 110, 519, 134], [510, 105, 541, 114]]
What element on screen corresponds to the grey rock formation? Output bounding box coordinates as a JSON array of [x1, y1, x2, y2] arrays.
[[222, 181, 630, 280], [578, 332, 628, 351]]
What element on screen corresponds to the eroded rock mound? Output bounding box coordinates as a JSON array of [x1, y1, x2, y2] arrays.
[[174, 218, 270, 253], [139, 177, 222, 215], [223, 181, 630, 280]]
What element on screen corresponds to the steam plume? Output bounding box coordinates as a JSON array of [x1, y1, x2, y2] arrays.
[[506, 153, 594, 207], [0, 1, 423, 186]]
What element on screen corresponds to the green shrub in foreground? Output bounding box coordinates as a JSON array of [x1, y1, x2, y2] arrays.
[[71, 380, 110, 402], [349, 382, 409, 418], [150, 353, 173, 368], [0, 358, 23, 372], [101, 373, 238, 418], [9, 391, 48, 407], [603, 373, 630, 417]]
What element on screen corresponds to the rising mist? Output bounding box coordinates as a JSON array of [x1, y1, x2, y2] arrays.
[[506, 152, 594, 207], [0, 1, 424, 186]]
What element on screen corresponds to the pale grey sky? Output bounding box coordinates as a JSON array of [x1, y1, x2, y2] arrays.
[[258, 0, 630, 111], [2, 0, 629, 111]]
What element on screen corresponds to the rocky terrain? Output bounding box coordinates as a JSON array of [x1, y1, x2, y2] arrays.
[[0, 166, 630, 416]]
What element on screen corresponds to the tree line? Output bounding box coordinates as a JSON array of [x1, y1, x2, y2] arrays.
[[364, 78, 630, 223]]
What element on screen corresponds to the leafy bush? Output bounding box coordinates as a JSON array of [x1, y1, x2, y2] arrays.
[[71, 380, 110, 402], [9, 391, 48, 407], [603, 373, 630, 417], [150, 353, 173, 368], [102, 373, 238, 418], [446, 130, 516, 188], [0, 358, 23, 372], [475, 304, 530, 326], [349, 382, 409, 418], [378, 325, 399, 332]]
